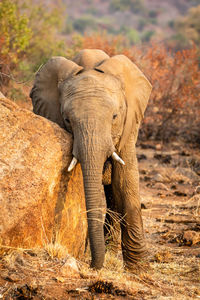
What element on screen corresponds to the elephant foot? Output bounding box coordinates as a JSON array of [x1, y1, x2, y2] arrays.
[[90, 260, 104, 270], [124, 256, 151, 274], [122, 243, 151, 273]]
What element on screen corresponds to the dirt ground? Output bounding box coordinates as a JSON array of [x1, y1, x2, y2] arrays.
[[0, 141, 199, 299]]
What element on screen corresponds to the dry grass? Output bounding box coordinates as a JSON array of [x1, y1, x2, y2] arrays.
[[153, 167, 192, 184], [43, 242, 69, 260], [0, 241, 199, 299]]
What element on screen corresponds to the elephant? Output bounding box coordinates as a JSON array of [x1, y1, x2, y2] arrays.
[[30, 49, 152, 270]]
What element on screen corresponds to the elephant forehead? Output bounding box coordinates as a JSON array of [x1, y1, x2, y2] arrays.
[[64, 71, 122, 95]]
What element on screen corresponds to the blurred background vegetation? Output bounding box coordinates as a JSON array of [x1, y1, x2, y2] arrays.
[[0, 0, 200, 144]]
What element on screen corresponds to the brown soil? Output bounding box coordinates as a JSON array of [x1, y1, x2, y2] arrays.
[[0, 141, 199, 299]]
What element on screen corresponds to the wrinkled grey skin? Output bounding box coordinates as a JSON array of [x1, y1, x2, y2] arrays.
[[30, 49, 152, 270]]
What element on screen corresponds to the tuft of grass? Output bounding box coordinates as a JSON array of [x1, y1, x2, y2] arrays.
[[0, 244, 32, 261], [1, 248, 24, 269], [154, 167, 191, 184], [43, 242, 69, 260], [104, 251, 124, 273], [154, 250, 172, 263]]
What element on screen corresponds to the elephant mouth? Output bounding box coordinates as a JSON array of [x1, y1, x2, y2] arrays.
[[68, 157, 113, 185]]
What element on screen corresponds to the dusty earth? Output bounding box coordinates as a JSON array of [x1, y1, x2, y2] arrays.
[[0, 141, 199, 299]]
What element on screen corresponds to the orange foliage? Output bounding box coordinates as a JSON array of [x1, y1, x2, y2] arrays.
[[141, 44, 200, 142], [83, 34, 120, 57], [82, 33, 141, 62]]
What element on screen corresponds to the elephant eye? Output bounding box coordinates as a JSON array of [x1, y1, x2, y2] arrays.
[[64, 118, 72, 134], [113, 114, 117, 120]]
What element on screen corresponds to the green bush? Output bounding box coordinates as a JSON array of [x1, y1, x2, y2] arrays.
[[73, 16, 98, 33], [138, 18, 148, 30], [168, 20, 175, 28], [148, 10, 158, 18], [174, 5, 200, 47], [120, 26, 140, 44], [142, 30, 154, 42], [63, 18, 74, 35], [149, 18, 157, 25]]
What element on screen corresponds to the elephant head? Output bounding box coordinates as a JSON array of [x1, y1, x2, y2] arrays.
[[30, 49, 152, 269]]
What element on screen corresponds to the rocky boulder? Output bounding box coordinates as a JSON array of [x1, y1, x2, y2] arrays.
[[0, 98, 87, 258]]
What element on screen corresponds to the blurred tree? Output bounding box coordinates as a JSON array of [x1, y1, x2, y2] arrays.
[[126, 28, 140, 44], [0, 0, 32, 90], [140, 44, 200, 143], [0, 0, 31, 62], [148, 10, 158, 18], [0, 0, 66, 100], [175, 5, 200, 47], [66, 34, 84, 58], [142, 30, 154, 42], [189, 0, 200, 4], [120, 26, 140, 44], [22, 0, 66, 70], [109, 0, 145, 14], [138, 18, 147, 31], [73, 16, 98, 34]]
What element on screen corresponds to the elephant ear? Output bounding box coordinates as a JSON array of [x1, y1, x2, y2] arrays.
[[73, 49, 109, 70], [95, 55, 152, 151], [30, 56, 83, 128]]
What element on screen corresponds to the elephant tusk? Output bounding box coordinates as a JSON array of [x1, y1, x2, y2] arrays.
[[112, 152, 125, 165], [68, 157, 78, 172]]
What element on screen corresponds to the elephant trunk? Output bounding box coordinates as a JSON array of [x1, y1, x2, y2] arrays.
[[81, 160, 106, 269], [73, 123, 112, 269]]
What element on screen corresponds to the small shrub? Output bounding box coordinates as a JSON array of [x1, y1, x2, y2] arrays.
[[174, 5, 200, 48], [148, 10, 158, 18], [109, 0, 145, 14], [126, 28, 140, 45], [138, 18, 148, 30], [44, 243, 69, 259], [142, 30, 155, 42], [140, 44, 200, 144], [73, 16, 98, 34]]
